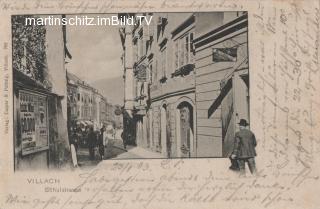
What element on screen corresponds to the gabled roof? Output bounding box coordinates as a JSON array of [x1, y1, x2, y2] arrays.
[[67, 71, 106, 99], [67, 71, 82, 84]]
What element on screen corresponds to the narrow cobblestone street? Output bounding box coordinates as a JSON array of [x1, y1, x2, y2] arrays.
[[76, 131, 163, 169], [76, 144, 162, 169]]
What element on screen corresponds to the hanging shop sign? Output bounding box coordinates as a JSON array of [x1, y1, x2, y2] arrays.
[[135, 64, 147, 82], [19, 90, 49, 155], [212, 48, 237, 62]]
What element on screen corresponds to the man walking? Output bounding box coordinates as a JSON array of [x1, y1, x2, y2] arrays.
[[87, 127, 97, 160], [121, 131, 127, 151], [231, 119, 257, 176], [98, 125, 107, 160]]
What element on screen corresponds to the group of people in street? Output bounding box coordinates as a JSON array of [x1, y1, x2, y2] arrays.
[[68, 123, 117, 166], [86, 126, 110, 160]]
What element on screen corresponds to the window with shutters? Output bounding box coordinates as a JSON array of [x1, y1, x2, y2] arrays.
[[138, 30, 144, 59], [133, 39, 138, 62], [160, 47, 167, 78], [174, 41, 179, 69], [173, 32, 194, 69], [153, 60, 158, 83]]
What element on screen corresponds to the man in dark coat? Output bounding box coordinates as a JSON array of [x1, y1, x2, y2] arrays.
[[98, 126, 106, 160], [231, 119, 257, 176], [87, 127, 97, 160], [121, 131, 127, 150]]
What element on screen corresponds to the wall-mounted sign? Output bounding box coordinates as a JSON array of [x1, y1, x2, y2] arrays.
[[212, 48, 237, 62], [19, 90, 49, 155]]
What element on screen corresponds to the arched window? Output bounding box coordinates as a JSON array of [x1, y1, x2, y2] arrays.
[[177, 101, 194, 158]]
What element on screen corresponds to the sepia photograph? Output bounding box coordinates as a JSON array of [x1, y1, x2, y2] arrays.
[[1, 0, 320, 209], [12, 12, 251, 171]]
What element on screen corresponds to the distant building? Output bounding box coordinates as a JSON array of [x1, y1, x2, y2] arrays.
[[104, 102, 111, 124], [119, 12, 249, 158], [99, 96, 107, 126], [79, 82, 94, 121], [114, 105, 123, 129], [94, 91, 106, 129], [67, 72, 110, 130], [105, 103, 123, 129], [67, 78, 78, 126]]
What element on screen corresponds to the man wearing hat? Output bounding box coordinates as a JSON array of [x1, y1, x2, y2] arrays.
[[231, 119, 257, 176]]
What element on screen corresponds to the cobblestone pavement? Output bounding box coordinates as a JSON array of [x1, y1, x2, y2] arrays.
[[112, 145, 163, 159], [76, 134, 162, 168], [75, 138, 133, 168], [76, 147, 100, 169]]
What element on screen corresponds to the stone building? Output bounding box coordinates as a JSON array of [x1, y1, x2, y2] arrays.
[[98, 96, 107, 127], [93, 92, 104, 128], [13, 15, 71, 170], [67, 75, 78, 126], [193, 12, 249, 157], [149, 13, 197, 158], [120, 13, 196, 156], [120, 12, 248, 158], [78, 82, 94, 122], [67, 72, 107, 129]]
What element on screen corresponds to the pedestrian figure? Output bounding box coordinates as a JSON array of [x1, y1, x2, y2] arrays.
[[69, 127, 78, 167], [76, 128, 82, 148], [111, 124, 116, 140], [112, 128, 116, 140], [98, 126, 106, 160], [70, 143, 78, 167], [121, 131, 127, 150], [229, 156, 240, 171], [102, 125, 108, 147], [71, 128, 79, 152], [87, 127, 97, 160], [231, 119, 257, 176]]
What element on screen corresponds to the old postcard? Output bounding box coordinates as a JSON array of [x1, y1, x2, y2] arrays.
[[0, 0, 319, 208]]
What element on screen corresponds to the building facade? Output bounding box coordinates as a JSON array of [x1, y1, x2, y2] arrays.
[[99, 96, 107, 127], [105, 102, 114, 124], [67, 72, 110, 130], [120, 12, 248, 158], [194, 12, 249, 157], [120, 13, 197, 157], [67, 80, 78, 126], [94, 92, 103, 128], [13, 15, 71, 170]]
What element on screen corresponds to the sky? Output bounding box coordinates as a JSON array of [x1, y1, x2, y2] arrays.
[[65, 14, 123, 83]]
